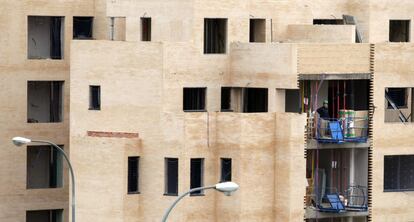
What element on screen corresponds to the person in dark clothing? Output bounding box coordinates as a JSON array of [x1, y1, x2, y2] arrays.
[[317, 100, 330, 119]]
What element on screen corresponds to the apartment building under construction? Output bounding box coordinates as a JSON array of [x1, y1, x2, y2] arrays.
[[1, 0, 414, 222]]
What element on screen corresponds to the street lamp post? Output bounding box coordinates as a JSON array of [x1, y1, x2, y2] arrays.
[[12, 137, 76, 222], [161, 182, 239, 222]]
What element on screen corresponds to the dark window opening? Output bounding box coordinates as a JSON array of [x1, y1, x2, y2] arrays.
[[183, 88, 206, 112], [221, 87, 231, 111], [244, 88, 268, 113], [190, 158, 204, 195], [204, 18, 227, 54], [285, 89, 301, 113], [27, 81, 63, 123], [220, 158, 232, 182], [384, 155, 414, 191], [250, 19, 266, 43], [128, 157, 139, 194], [89, 85, 101, 110], [28, 16, 64, 59], [141, 17, 151, 41], [27, 145, 64, 189], [165, 158, 178, 195], [387, 88, 407, 108], [389, 20, 410, 42], [313, 19, 344, 25], [73, 17, 93, 39], [26, 209, 63, 222]]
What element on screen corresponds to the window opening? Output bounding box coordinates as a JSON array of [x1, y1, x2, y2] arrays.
[[26, 209, 63, 222], [73, 17, 93, 39], [89, 85, 101, 110], [313, 19, 344, 25], [27, 81, 63, 123], [165, 158, 178, 195], [141, 17, 151, 41], [389, 20, 410, 42], [27, 145, 64, 189], [128, 156, 140, 194], [384, 155, 414, 191], [250, 19, 266, 42], [244, 88, 268, 113], [220, 158, 232, 182], [28, 16, 64, 59], [190, 158, 204, 195], [204, 18, 227, 54], [183, 87, 206, 112]]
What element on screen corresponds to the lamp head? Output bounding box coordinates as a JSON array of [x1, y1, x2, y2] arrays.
[[215, 182, 239, 196], [12, 137, 31, 146]]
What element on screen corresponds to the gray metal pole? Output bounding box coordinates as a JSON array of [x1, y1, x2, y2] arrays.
[[161, 185, 216, 222], [32, 140, 75, 222]]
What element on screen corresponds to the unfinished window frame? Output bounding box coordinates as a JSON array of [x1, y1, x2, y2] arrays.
[[27, 145, 64, 189], [89, 85, 101, 110], [313, 19, 344, 25], [183, 87, 207, 112], [386, 88, 408, 109], [26, 209, 63, 222], [204, 18, 228, 54], [73, 16, 93, 40], [384, 155, 414, 192], [220, 158, 232, 182], [28, 16, 65, 60], [243, 87, 268, 113], [27, 81, 64, 123], [127, 156, 140, 194], [164, 158, 179, 196], [389, 20, 411, 43], [141, 17, 152, 41], [190, 158, 204, 196], [249, 18, 266, 43]]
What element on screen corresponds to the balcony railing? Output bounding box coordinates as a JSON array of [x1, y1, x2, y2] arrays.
[[307, 116, 369, 144]]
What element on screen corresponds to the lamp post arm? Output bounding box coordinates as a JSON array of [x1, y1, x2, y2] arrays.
[[161, 185, 216, 222], [32, 140, 76, 222]]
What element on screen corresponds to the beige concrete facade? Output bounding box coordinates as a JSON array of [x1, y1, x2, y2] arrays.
[[2, 0, 414, 222]]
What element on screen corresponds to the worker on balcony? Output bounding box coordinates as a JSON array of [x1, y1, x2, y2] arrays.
[[317, 100, 330, 119], [316, 100, 330, 138]]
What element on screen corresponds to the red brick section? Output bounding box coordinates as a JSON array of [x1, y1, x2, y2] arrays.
[[87, 131, 139, 139]]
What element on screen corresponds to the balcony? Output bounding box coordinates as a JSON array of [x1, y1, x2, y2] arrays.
[[307, 116, 368, 145]]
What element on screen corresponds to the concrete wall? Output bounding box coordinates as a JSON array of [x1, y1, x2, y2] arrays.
[[286, 25, 356, 43], [372, 43, 414, 221], [70, 40, 306, 222], [298, 44, 371, 74]]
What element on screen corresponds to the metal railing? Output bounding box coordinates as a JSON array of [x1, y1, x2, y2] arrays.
[[307, 116, 369, 143]]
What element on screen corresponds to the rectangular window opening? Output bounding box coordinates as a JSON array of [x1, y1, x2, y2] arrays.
[[250, 19, 266, 43], [190, 158, 204, 196], [285, 89, 301, 113], [220, 158, 232, 182], [183, 87, 206, 112], [73, 16, 93, 39], [26, 209, 63, 222], [384, 155, 414, 191], [165, 158, 178, 195], [27, 81, 64, 123], [141, 17, 151, 41], [244, 88, 268, 113], [127, 156, 140, 194], [204, 18, 227, 54], [385, 87, 414, 123], [221, 87, 268, 113], [27, 145, 64, 189], [389, 20, 410, 42], [89, 85, 101, 110], [313, 19, 344, 25], [28, 16, 64, 59]]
